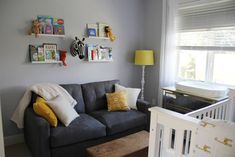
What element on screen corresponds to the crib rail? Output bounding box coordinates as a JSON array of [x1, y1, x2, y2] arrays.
[[148, 99, 230, 157], [148, 107, 200, 157], [185, 99, 230, 120]]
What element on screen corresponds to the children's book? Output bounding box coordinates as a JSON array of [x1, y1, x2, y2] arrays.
[[29, 45, 38, 62], [87, 24, 97, 37], [37, 47, 45, 61], [53, 18, 65, 35], [37, 16, 53, 34], [43, 44, 57, 61]]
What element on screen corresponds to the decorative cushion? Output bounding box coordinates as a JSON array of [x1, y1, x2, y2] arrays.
[[33, 97, 58, 127], [115, 84, 141, 109], [90, 110, 147, 135], [46, 95, 79, 127], [50, 113, 106, 148], [106, 91, 130, 111], [81, 80, 120, 113]]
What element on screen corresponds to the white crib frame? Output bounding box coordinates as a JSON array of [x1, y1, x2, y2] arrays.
[[148, 99, 230, 157]]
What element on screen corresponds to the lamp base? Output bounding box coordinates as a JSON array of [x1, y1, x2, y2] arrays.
[[140, 65, 145, 100]]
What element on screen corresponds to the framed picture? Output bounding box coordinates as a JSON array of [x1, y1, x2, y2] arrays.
[[43, 43, 57, 61]]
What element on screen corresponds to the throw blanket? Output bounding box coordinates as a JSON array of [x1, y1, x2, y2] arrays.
[[194, 118, 235, 157], [11, 83, 77, 128]]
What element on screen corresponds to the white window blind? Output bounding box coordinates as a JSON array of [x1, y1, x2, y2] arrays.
[[176, 0, 235, 85]]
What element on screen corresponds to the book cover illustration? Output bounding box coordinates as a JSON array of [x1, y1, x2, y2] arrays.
[[37, 47, 45, 61], [53, 18, 65, 35], [37, 16, 53, 34], [97, 23, 107, 37], [29, 45, 38, 62], [43, 44, 57, 61], [87, 24, 97, 37]]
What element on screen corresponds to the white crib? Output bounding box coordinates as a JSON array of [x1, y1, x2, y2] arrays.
[[148, 99, 235, 157]]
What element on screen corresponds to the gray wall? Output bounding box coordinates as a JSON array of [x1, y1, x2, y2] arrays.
[[0, 0, 145, 136], [143, 0, 163, 105]]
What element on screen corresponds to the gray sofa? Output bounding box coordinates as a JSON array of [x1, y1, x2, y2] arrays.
[[24, 80, 151, 157]]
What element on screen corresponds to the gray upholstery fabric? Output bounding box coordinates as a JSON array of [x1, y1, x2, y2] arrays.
[[61, 84, 85, 113], [24, 107, 51, 157], [50, 113, 106, 148], [81, 80, 120, 113], [90, 109, 147, 135], [24, 80, 150, 157]]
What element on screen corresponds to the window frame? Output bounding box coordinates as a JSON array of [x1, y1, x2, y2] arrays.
[[176, 28, 235, 85]]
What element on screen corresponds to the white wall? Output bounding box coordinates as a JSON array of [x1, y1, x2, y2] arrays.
[[0, 0, 145, 136]]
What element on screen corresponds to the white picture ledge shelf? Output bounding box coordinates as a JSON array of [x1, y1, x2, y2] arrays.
[[30, 34, 65, 38], [31, 61, 62, 64], [87, 36, 109, 40], [88, 59, 113, 63]]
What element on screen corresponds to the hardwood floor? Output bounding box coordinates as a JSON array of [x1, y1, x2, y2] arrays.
[[5, 143, 32, 157]]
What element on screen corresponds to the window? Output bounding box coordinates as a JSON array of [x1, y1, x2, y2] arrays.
[[177, 27, 235, 85]]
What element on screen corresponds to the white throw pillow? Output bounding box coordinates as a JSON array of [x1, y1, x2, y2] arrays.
[[46, 95, 79, 127], [115, 84, 141, 109]]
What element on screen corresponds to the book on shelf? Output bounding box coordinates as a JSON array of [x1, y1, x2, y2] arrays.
[[29, 45, 39, 62], [37, 16, 65, 35], [87, 23, 97, 37], [86, 44, 112, 61], [53, 18, 65, 35], [97, 23, 108, 37], [37, 47, 45, 61], [43, 43, 57, 61]]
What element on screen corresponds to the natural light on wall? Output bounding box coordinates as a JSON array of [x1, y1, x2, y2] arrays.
[[177, 0, 235, 85]]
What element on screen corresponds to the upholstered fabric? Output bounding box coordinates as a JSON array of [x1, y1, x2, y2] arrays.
[[106, 91, 130, 111], [50, 113, 106, 148], [115, 84, 141, 109], [46, 96, 79, 127], [33, 97, 58, 127], [24, 80, 150, 157], [61, 84, 85, 113], [81, 80, 120, 113], [90, 109, 147, 135], [24, 107, 51, 157]]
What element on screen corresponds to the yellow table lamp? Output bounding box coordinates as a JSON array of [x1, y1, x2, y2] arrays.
[[135, 50, 154, 100]]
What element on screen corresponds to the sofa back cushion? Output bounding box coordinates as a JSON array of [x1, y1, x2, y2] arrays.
[[61, 84, 85, 113], [81, 80, 120, 113]]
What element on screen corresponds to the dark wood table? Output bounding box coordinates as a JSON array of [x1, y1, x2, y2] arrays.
[[86, 131, 149, 157]]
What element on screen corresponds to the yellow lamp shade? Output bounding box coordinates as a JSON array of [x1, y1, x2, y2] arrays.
[[134, 50, 154, 65]]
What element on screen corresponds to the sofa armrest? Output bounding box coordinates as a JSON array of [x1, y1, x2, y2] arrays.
[[24, 107, 51, 157], [136, 99, 151, 114], [136, 99, 151, 131]]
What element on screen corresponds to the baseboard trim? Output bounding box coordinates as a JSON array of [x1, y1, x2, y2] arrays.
[[4, 134, 24, 146]]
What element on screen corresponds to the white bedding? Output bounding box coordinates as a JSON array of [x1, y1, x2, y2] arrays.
[[175, 81, 228, 99]]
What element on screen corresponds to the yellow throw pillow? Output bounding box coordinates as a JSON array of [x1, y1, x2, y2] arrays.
[[106, 91, 130, 111], [33, 97, 58, 127]]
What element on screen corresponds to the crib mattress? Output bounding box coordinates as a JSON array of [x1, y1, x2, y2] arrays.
[[175, 81, 228, 99]]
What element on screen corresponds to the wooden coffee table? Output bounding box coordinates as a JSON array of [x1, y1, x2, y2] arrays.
[[86, 131, 149, 157]]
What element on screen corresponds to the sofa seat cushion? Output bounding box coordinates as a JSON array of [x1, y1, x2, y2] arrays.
[[90, 110, 147, 135], [50, 113, 106, 148]]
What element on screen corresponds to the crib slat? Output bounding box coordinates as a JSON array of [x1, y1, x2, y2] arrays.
[[214, 109, 217, 119], [221, 106, 225, 120], [175, 129, 185, 157], [162, 126, 171, 151], [184, 130, 190, 155]]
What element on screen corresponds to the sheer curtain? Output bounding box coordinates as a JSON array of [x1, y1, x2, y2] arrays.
[[158, 0, 178, 106]]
